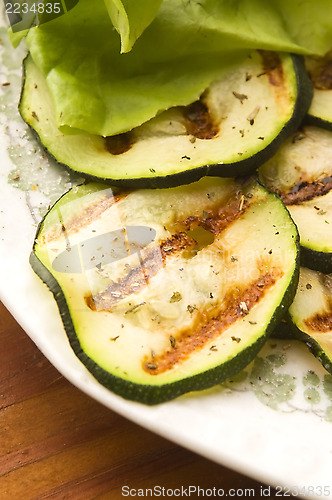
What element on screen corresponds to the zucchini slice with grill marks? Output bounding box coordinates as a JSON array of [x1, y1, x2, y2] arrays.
[[259, 126, 332, 273], [282, 267, 332, 375], [20, 50, 312, 188], [30, 177, 299, 404], [305, 51, 332, 130]]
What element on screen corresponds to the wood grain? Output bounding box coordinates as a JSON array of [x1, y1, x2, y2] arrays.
[[0, 301, 271, 500]]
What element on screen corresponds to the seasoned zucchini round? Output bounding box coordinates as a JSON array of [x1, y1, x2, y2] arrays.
[[31, 177, 299, 404], [284, 267, 332, 375], [259, 126, 332, 273], [20, 50, 312, 188], [305, 51, 332, 130]]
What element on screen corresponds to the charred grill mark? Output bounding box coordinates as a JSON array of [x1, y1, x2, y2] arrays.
[[86, 247, 162, 311], [311, 63, 332, 90], [182, 99, 219, 140], [304, 274, 332, 332], [305, 312, 332, 332], [160, 232, 197, 258], [307, 52, 332, 90], [304, 299, 332, 332], [280, 176, 332, 205], [143, 270, 283, 375], [183, 194, 249, 235], [86, 232, 197, 311], [260, 51, 284, 88], [43, 191, 129, 243], [105, 132, 134, 155]]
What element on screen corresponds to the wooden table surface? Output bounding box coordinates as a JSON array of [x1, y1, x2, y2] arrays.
[[0, 301, 274, 500]]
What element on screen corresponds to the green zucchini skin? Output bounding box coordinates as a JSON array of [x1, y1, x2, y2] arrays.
[[30, 178, 300, 405], [304, 114, 332, 132], [300, 247, 332, 275], [273, 267, 332, 375], [20, 52, 312, 189], [259, 126, 332, 274], [271, 315, 332, 375]]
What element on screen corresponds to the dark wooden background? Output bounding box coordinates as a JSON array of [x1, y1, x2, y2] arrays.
[[0, 301, 274, 499]]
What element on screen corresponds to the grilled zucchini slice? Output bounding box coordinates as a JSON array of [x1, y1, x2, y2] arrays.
[[30, 177, 299, 404], [20, 50, 312, 188], [259, 126, 332, 273], [284, 267, 332, 375], [306, 51, 332, 130]]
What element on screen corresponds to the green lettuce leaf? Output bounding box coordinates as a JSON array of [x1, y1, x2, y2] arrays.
[[24, 0, 332, 136], [104, 0, 163, 53]]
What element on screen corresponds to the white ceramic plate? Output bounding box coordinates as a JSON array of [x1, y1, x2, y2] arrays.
[[1, 11, 332, 499]]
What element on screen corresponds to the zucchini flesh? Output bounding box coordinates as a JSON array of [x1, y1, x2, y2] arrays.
[[286, 267, 332, 374], [20, 51, 312, 187], [31, 177, 299, 404], [305, 51, 332, 130], [259, 126, 332, 273]]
